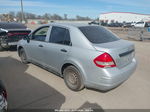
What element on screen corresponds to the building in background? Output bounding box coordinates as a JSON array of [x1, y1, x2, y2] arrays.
[[100, 12, 150, 23]]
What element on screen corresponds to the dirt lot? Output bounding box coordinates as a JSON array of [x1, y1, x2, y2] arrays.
[[0, 25, 150, 110]]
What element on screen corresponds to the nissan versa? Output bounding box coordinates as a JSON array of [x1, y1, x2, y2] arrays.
[[17, 23, 137, 91]]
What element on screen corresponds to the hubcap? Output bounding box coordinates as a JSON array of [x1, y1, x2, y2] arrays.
[[21, 51, 26, 61], [68, 72, 77, 85]]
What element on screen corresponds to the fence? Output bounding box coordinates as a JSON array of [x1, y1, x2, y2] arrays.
[[127, 27, 150, 41], [109, 27, 150, 41]]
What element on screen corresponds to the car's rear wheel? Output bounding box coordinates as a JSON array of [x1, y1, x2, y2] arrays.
[[63, 66, 84, 91], [19, 48, 28, 64]]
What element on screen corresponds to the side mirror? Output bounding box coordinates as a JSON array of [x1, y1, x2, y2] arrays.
[[26, 36, 30, 43], [24, 35, 30, 43]]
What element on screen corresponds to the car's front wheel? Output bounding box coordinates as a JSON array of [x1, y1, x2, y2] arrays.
[[63, 66, 84, 91], [19, 48, 28, 64]]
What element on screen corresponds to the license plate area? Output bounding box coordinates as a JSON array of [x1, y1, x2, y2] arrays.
[[120, 51, 134, 67]]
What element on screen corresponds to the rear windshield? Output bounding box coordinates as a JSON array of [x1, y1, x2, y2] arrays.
[[0, 22, 27, 29], [79, 26, 120, 44]]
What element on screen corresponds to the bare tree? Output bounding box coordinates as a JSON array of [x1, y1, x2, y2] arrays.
[[1, 11, 92, 21], [16, 12, 22, 21], [50, 14, 63, 20], [25, 12, 36, 19], [9, 11, 15, 18], [76, 15, 91, 21]]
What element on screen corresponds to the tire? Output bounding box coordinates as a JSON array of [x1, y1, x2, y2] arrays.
[[19, 48, 28, 64], [63, 66, 84, 91]]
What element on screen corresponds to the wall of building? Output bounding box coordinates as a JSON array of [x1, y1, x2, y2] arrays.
[[100, 12, 150, 23]]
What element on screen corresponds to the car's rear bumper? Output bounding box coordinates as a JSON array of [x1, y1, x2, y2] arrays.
[[84, 58, 137, 91]]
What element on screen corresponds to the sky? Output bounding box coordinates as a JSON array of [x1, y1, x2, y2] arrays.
[[0, 0, 150, 19]]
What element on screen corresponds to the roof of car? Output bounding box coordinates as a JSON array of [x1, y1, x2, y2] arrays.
[[0, 22, 27, 29], [43, 22, 99, 28]]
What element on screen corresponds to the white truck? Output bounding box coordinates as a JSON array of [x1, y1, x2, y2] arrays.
[[134, 22, 150, 28]]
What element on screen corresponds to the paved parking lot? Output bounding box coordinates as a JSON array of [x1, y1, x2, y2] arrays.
[[0, 41, 150, 110]]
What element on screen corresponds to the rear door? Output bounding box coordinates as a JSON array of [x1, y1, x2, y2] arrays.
[[42, 26, 71, 72], [25, 26, 50, 65]]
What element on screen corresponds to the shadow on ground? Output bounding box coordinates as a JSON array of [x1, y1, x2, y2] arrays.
[[0, 46, 17, 52], [0, 57, 65, 109], [78, 101, 104, 112]]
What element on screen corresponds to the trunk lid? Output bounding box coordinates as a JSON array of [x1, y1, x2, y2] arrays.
[[93, 40, 135, 68]]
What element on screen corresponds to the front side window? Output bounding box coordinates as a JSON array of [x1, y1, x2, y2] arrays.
[[49, 26, 71, 45], [32, 26, 49, 41]]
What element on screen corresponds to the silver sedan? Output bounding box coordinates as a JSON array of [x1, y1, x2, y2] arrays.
[[17, 23, 137, 91]]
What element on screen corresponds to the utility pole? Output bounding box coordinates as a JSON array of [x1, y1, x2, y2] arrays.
[[20, 0, 24, 23]]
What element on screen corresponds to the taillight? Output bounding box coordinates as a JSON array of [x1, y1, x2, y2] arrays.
[[2, 90, 7, 100], [94, 53, 116, 68], [8, 33, 13, 36], [8, 32, 29, 36]]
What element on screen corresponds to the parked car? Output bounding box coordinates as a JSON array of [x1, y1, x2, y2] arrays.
[[0, 81, 7, 111], [123, 22, 132, 28], [17, 23, 137, 91], [131, 22, 136, 27], [0, 22, 31, 51], [108, 23, 123, 27], [100, 22, 108, 26], [89, 21, 100, 25], [133, 21, 150, 28]]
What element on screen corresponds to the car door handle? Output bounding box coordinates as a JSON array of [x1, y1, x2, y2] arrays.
[[38, 45, 43, 47], [60, 49, 67, 52]]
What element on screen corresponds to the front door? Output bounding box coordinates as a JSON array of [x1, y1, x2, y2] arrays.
[[25, 26, 50, 65], [42, 26, 71, 73]]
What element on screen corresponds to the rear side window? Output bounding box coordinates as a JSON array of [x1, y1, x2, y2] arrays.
[[79, 26, 120, 44], [49, 26, 71, 45]]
